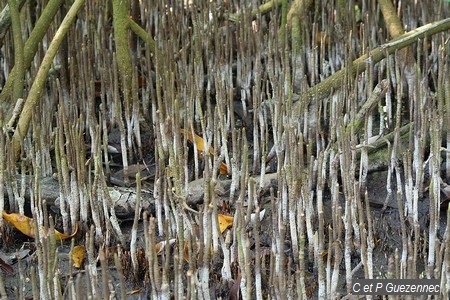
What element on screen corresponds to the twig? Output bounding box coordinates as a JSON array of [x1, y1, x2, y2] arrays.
[[11, 0, 87, 162], [293, 18, 450, 114], [349, 79, 389, 135]]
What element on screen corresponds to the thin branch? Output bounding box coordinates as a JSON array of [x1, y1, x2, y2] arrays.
[[8, 0, 24, 102], [11, 0, 87, 161], [0, 0, 65, 116], [293, 17, 450, 115]]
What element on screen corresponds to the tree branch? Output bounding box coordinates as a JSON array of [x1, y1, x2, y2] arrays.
[[11, 0, 86, 161], [293, 17, 450, 116]]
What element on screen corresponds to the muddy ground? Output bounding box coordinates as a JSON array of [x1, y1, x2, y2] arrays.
[[1, 167, 447, 298]]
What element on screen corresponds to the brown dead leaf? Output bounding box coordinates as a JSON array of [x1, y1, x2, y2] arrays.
[[0, 257, 13, 276], [183, 241, 189, 263], [183, 240, 203, 264], [155, 241, 165, 255], [229, 271, 241, 300], [180, 128, 229, 175], [72, 245, 85, 268], [306, 281, 318, 298], [155, 239, 176, 255], [2, 211, 78, 240], [218, 214, 233, 234]]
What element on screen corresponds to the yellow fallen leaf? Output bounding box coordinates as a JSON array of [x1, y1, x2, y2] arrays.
[[54, 222, 78, 240], [71, 245, 85, 268], [180, 128, 229, 175], [2, 211, 35, 237], [218, 214, 233, 234], [127, 289, 142, 295], [183, 213, 232, 264], [2, 211, 78, 240]]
